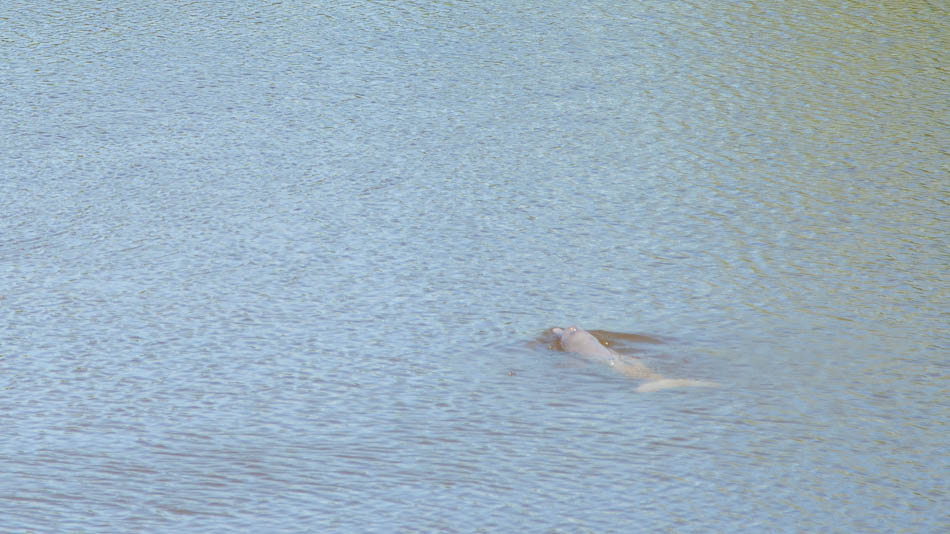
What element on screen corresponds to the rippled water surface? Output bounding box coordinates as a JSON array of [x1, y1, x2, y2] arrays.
[[2, 1, 948, 532]]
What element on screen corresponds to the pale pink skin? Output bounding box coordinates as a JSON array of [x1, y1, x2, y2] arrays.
[[551, 326, 657, 380], [551, 326, 716, 391], [551, 326, 615, 362]]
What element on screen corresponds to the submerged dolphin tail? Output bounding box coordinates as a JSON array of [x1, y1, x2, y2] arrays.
[[635, 378, 719, 393]]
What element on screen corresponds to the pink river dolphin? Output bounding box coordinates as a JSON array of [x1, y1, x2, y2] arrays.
[[550, 326, 717, 392]]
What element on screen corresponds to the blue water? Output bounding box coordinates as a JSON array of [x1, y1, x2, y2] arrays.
[[2, 1, 948, 532]]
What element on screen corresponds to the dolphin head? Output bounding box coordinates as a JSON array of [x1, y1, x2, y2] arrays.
[[551, 326, 613, 359], [551, 326, 583, 349]]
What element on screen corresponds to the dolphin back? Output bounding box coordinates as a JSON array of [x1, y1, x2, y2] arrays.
[[551, 326, 718, 391]]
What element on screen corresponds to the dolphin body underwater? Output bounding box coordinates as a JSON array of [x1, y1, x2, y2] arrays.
[[551, 326, 717, 392]]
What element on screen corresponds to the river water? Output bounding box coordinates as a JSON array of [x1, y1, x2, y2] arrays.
[[2, 1, 948, 532]]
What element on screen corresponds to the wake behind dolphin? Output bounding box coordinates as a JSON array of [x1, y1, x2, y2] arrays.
[[550, 326, 717, 392]]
